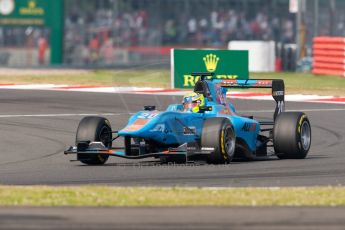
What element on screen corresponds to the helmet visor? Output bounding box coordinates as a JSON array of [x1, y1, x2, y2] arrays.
[[183, 96, 201, 111], [183, 101, 199, 110]]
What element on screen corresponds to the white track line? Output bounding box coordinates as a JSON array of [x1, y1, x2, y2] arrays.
[[0, 108, 343, 118], [238, 108, 345, 113], [0, 113, 133, 118], [1, 85, 344, 104]]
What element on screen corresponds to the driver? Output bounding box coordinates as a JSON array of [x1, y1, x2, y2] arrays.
[[182, 92, 205, 113]]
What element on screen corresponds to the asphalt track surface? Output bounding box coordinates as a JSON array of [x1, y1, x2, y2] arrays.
[[0, 89, 344, 186], [1, 207, 345, 230]]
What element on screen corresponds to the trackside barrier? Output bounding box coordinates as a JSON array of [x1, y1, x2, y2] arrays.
[[313, 37, 345, 77]]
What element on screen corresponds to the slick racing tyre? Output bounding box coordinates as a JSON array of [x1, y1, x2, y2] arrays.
[[76, 116, 112, 165], [201, 118, 236, 164], [273, 112, 311, 159]]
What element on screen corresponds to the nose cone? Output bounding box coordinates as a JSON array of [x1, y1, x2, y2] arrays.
[[121, 119, 149, 132], [118, 111, 162, 136]]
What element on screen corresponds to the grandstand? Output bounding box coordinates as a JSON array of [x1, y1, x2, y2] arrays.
[[0, 0, 344, 68]]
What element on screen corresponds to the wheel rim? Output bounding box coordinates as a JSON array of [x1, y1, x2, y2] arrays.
[[99, 126, 112, 148], [224, 128, 235, 157], [300, 121, 311, 150]]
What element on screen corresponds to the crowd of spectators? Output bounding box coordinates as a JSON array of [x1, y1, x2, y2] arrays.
[[1, 1, 344, 66], [64, 6, 296, 64], [65, 8, 295, 45], [0, 28, 49, 65], [63, 0, 344, 65], [64, 8, 160, 64], [166, 10, 295, 46]]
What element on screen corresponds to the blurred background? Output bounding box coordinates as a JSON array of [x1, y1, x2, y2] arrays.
[[0, 0, 344, 71]]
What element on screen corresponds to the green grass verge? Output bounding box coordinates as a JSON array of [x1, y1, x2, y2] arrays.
[[251, 72, 345, 97], [0, 70, 171, 88], [0, 70, 344, 96], [1, 186, 345, 206]]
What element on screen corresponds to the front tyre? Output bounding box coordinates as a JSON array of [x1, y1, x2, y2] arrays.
[[76, 116, 112, 165], [273, 112, 311, 159], [201, 118, 236, 164]]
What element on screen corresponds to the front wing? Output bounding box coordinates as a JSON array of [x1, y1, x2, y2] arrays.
[[64, 142, 212, 161]]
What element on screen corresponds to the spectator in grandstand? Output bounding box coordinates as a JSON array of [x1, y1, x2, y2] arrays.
[[99, 38, 114, 65], [187, 17, 197, 43], [163, 19, 177, 44], [88, 35, 99, 64], [282, 19, 294, 43], [37, 35, 48, 65]]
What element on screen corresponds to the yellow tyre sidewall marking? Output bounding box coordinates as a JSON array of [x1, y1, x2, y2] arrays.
[[298, 114, 306, 134], [297, 114, 307, 150], [220, 127, 228, 160]]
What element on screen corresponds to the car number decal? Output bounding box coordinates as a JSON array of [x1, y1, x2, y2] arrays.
[[137, 112, 159, 119]]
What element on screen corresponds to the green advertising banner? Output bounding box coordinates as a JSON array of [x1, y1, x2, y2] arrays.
[[171, 49, 249, 88], [0, 0, 64, 64]]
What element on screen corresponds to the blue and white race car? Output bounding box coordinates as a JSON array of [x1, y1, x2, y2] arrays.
[[65, 73, 311, 165]]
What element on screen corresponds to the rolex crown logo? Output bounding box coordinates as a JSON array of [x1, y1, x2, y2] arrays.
[[203, 54, 219, 72], [29, 0, 36, 8]]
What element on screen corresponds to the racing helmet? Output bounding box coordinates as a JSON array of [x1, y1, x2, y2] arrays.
[[182, 92, 205, 113]]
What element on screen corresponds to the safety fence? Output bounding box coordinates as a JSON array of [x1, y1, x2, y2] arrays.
[[313, 37, 345, 77]]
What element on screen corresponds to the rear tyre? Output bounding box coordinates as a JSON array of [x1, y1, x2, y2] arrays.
[[201, 118, 236, 164], [273, 112, 311, 159], [76, 116, 112, 165]]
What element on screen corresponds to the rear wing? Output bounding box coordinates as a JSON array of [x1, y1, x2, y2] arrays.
[[215, 79, 285, 120], [191, 73, 285, 120]]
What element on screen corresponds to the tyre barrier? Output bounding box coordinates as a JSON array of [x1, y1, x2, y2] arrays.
[[313, 37, 345, 77]]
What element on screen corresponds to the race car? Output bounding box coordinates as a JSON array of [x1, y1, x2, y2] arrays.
[[64, 72, 312, 165]]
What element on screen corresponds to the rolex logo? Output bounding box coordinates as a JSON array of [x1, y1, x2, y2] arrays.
[[203, 54, 219, 72]]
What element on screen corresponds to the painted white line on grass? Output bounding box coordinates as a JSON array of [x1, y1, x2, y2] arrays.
[[0, 113, 133, 118]]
